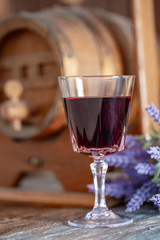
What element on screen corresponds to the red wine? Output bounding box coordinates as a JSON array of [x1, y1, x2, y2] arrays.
[[63, 97, 131, 156]]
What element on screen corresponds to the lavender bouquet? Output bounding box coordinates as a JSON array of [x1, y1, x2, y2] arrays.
[[88, 103, 160, 212]]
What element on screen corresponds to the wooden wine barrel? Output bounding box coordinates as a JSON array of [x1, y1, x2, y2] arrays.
[[0, 7, 137, 139]]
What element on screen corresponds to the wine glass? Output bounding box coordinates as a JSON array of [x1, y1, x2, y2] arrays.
[[58, 75, 135, 228]]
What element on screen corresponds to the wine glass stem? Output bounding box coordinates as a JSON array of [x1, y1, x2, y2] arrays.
[[91, 159, 109, 211]]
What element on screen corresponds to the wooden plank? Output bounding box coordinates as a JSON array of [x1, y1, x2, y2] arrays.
[[132, 0, 160, 133], [0, 187, 119, 208], [0, 205, 159, 239], [0, 187, 95, 208]]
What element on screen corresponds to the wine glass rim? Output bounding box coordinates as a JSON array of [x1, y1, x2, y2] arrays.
[[58, 74, 135, 79]]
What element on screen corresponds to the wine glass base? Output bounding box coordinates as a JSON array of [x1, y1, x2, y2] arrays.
[[68, 210, 133, 228]]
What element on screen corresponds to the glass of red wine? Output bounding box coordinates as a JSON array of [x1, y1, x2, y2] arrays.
[[58, 75, 135, 228]]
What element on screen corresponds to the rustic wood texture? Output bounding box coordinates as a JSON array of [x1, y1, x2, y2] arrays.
[[132, 0, 160, 133], [0, 204, 159, 239]]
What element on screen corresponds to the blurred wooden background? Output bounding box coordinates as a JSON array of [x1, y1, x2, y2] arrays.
[[0, 0, 160, 38], [0, 0, 159, 205], [0, 0, 159, 39], [0, 0, 158, 29]]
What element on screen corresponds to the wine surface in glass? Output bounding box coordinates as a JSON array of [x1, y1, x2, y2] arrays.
[[63, 97, 131, 156]]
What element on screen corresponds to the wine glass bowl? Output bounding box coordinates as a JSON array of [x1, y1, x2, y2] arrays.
[[58, 75, 135, 228]]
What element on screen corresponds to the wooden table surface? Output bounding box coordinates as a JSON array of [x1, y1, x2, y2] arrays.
[[0, 204, 159, 240]]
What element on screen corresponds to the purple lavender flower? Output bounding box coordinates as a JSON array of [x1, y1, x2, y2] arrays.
[[105, 179, 128, 198], [125, 135, 138, 148], [124, 181, 135, 201], [104, 154, 136, 168], [147, 146, 160, 160], [124, 167, 150, 185], [124, 136, 147, 161], [125, 181, 156, 212], [146, 103, 160, 127], [150, 194, 160, 212], [135, 163, 155, 176]]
